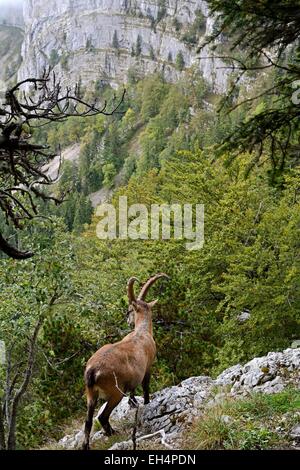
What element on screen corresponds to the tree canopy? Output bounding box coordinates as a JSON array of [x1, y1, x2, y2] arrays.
[[202, 0, 300, 177]]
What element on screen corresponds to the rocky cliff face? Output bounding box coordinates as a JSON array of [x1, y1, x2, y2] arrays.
[[19, 0, 229, 93], [0, 25, 23, 93], [58, 347, 300, 450]]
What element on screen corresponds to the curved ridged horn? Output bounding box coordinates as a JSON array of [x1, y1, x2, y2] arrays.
[[138, 273, 170, 301], [127, 277, 139, 304]]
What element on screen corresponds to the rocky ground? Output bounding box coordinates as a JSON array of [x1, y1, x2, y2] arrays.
[[58, 348, 300, 450]]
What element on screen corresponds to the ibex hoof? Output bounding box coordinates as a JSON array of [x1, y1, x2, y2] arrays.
[[129, 397, 138, 408], [82, 442, 90, 451], [104, 426, 116, 436]]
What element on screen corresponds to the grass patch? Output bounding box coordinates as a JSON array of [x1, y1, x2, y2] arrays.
[[230, 388, 300, 418], [185, 388, 300, 450]]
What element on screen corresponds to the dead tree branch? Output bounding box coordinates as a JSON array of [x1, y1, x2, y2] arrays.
[[0, 70, 125, 259]]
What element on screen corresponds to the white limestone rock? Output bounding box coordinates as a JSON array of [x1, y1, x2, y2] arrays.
[[19, 0, 230, 93], [216, 348, 300, 395]]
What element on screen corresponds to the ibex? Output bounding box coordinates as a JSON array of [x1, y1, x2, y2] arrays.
[[82, 273, 169, 450]]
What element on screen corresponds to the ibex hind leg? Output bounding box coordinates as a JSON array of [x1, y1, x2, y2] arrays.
[[98, 393, 123, 436], [82, 393, 98, 450]]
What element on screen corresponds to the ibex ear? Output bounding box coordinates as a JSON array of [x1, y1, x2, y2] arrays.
[[131, 300, 138, 310], [148, 299, 158, 309]]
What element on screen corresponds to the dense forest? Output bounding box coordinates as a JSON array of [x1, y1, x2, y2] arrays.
[[0, 0, 300, 450]]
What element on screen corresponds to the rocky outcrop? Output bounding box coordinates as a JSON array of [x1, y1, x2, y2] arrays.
[[216, 348, 300, 395], [58, 347, 300, 450], [19, 0, 229, 93]]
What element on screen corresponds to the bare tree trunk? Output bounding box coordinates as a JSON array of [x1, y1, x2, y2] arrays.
[[7, 317, 43, 450], [5, 346, 12, 424], [0, 399, 6, 450]]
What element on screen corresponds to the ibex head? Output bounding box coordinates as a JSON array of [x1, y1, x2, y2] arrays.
[[126, 273, 169, 327]]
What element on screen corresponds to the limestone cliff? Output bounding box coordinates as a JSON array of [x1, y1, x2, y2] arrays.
[[0, 25, 23, 93], [19, 0, 229, 93]]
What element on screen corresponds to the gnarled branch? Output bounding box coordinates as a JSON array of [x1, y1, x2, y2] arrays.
[[0, 71, 125, 259]]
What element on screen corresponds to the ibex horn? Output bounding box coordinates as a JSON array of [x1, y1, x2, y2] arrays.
[[127, 277, 139, 304], [138, 273, 170, 301]]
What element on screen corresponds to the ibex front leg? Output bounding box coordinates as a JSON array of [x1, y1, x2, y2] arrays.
[[129, 390, 138, 408], [142, 371, 151, 405]]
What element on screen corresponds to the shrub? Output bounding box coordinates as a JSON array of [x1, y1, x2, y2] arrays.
[[112, 30, 119, 49], [49, 49, 60, 68], [175, 51, 185, 71], [136, 34, 142, 56]]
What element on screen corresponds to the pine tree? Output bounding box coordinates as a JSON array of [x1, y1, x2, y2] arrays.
[[73, 195, 93, 232], [112, 30, 119, 49], [175, 51, 185, 71], [203, 0, 300, 174], [149, 45, 155, 60], [136, 34, 142, 57]]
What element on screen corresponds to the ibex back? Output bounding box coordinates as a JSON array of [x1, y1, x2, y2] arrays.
[[82, 273, 169, 450]]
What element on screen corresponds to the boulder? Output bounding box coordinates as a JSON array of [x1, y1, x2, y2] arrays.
[[290, 425, 300, 442], [216, 348, 300, 396]]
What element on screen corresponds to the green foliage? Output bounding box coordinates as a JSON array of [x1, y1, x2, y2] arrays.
[[33, 73, 211, 205], [73, 195, 93, 232], [205, 0, 300, 175], [136, 34, 142, 56], [49, 49, 60, 69], [239, 429, 275, 450], [137, 74, 168, 121], [127, 66, 141, 84], [112, 30, 119, 49], [60, 52, 69, 71], [173, 17, 182, 32], [85, 37, 94, 52], [231, 388, 300, 417], [0, 221, 76, 448], [175, 51, 185, 71], [0, 25, 23, 85], [102, 162, 117, 188], [110, 149, 300, 377], [149, 45, 155, 60], [157, 0, 167, 23], [206, 0, 300, 53], [186, 388, 300, 449], [181, 9, 206, 46], [136, 79, 194, 173]]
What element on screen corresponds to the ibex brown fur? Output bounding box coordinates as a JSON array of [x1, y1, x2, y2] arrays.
[[82, 273, 169, 450]]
